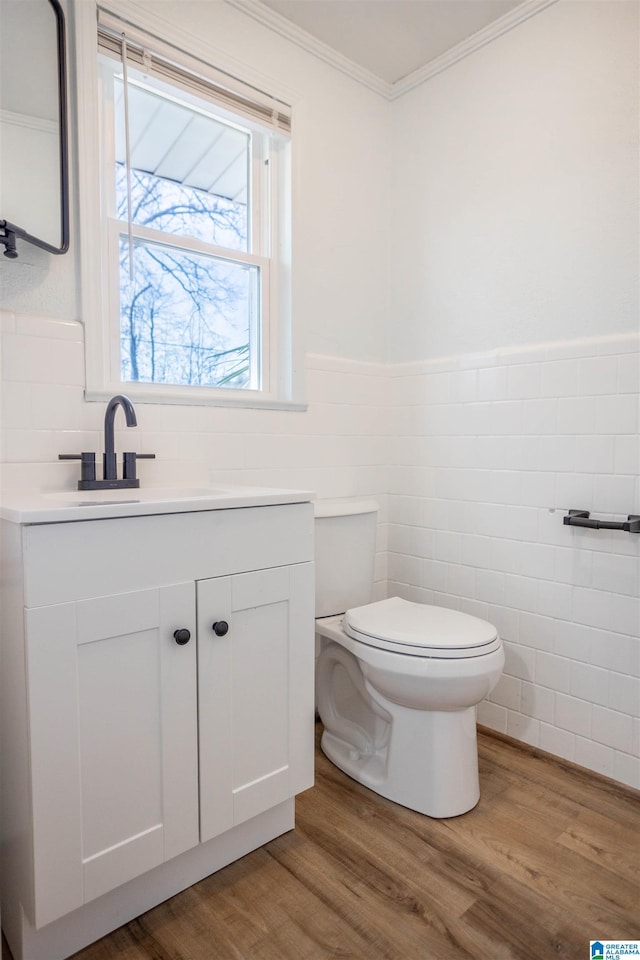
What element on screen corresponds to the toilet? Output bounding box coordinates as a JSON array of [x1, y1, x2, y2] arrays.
[[314, 498, 504, 818]]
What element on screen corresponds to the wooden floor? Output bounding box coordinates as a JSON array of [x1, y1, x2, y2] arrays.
[[3, 724, 639, 960]]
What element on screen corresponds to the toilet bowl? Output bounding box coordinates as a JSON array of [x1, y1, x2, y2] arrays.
[[314, 501, 504, 819]]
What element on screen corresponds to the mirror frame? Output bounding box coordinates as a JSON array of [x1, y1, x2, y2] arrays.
[[0, 0, 69, 259]]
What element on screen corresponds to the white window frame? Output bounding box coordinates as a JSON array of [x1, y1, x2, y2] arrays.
[[75, 1, 303, 410]]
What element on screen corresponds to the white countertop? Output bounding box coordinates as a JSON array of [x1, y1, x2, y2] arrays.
[[0, 485, 314, 524]]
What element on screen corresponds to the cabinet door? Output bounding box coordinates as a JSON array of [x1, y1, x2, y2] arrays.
[[26, 583, 199, 927], [198, 562, 314, 843]]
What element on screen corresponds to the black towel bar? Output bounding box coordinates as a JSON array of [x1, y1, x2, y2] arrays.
[[563, 510, 640, 533]]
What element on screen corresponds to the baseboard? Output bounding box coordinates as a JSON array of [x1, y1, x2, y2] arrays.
[[477, 724, 640, 801]]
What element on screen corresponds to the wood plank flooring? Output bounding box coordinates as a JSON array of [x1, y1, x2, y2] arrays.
[[3, 724, 639, 960]]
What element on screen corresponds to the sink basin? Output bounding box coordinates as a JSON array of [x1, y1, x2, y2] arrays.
[[44, 487, 225, 504]]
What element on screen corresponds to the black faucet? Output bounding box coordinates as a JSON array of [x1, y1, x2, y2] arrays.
[[59, 394, 155, 490], [103, 394, 137, 481]]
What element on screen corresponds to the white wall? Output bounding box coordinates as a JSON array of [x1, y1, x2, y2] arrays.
[[390, 0, 639, 361], [387, 0, 639, 788]]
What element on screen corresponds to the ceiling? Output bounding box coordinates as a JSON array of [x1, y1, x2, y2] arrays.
[[229, 0, 553, 97]]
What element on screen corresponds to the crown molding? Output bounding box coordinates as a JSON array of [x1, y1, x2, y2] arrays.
[[224, 0, 391, 97], [225, 0, 558, 101], [390, 0, 559, 99]]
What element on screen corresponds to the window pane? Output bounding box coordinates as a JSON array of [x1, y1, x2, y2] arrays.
[[119, 237, 259, 389], [115, 78, 249, 251]]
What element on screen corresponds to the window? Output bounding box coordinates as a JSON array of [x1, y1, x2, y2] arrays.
[[79, 12, 298, 408]]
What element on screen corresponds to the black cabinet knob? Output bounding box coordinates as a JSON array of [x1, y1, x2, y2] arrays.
[[212, 620, 229, 637], [174, 628, 191, 645]]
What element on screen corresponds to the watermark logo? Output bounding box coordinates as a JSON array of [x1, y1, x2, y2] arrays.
[[590, 942, 640, 959]]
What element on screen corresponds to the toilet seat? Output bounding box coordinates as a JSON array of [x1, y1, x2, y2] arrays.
[[343, 597, 501, 659]]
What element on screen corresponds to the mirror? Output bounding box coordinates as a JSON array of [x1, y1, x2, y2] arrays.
[[0, 0, 69, 258]]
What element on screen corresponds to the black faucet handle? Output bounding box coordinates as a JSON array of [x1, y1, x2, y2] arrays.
[[59, 452, 96, 484], [123, 452, 156, 481]]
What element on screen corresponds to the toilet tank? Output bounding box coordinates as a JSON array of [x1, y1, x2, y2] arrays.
[[314, 498, 379, 617]]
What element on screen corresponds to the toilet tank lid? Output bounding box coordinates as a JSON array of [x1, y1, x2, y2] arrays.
[[314, 498, 379, 518]]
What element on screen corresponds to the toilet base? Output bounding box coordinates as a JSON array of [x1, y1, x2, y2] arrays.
[[320, 701, 480, 819], [316, 636, 484, 818]]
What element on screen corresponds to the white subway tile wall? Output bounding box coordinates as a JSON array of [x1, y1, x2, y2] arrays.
[[387, 332, 639, 790], [1, 313, 639, 789], [0, 311, 391, 596]]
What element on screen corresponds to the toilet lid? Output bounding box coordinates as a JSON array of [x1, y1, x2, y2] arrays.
[[344, 597, 498, 656]]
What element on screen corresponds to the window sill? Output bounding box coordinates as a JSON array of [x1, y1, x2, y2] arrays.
[[84, 386, 307, 412]]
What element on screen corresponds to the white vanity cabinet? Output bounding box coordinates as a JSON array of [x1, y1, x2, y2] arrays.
[[0, 499, 314, 960], [26, 581, 200, 925]]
